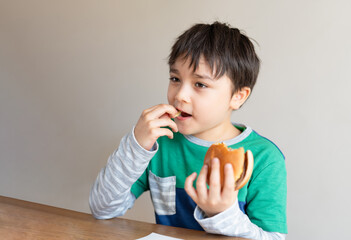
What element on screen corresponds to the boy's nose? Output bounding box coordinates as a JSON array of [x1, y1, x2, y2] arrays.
[[175, 85, 191, 104]]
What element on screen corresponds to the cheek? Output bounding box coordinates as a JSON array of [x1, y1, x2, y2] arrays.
[[195, 98, 217, 117], [195, 95, 231, 118], [167, 86, 174, 104]]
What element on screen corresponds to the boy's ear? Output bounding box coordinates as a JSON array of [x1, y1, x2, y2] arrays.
[[230, 87, 251, 110]]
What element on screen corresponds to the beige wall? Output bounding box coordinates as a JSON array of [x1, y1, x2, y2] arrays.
[[1, 0, 350, 239]]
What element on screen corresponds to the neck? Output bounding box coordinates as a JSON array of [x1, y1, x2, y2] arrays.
[[193, 121, 241, 142]]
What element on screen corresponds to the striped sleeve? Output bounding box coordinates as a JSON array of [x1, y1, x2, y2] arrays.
[[194, 201, 286, 240], [89, 127, 157, 219]]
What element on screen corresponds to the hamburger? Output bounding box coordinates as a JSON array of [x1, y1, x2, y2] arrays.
[[204, 143, 254, 190]]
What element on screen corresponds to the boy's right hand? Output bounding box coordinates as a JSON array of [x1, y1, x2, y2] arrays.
[[134, 104, 179, 151]]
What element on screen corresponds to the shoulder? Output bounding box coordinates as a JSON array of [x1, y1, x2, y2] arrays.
[[242, 129, 286, 177], [232, 123, 284, 159], [246, 129, 284, 159]]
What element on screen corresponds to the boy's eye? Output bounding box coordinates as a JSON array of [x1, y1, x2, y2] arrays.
[[195, 82, 207, 88], [169, 77, 180, 82]]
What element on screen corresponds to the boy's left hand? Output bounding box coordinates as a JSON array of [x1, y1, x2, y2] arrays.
[[184, 158, 238, 217]]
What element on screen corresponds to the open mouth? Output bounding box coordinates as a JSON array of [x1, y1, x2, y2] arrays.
[[180, 111, 192, 117], [175, 109, 192, 118]]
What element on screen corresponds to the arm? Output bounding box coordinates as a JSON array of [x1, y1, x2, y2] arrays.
[[89, 128, 156, 219], [194, 202, 286, 239], [89, 104, 179, 219]]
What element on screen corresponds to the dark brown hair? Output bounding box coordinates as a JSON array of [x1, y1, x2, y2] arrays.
[[168, 21, 260, 92]]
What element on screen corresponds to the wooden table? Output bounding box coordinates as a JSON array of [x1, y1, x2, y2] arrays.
[[0, 195, 247, 239]]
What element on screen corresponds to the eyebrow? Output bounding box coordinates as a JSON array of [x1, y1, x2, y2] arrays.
[[193, 73, 214, 81], [169, 68, 179, 74], [170, 68, 214, 81]]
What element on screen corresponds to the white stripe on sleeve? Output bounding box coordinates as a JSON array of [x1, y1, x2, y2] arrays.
[[194, 201, 286, 240], [89, 127, 157, 219]]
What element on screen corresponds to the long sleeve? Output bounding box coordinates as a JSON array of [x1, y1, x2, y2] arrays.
[[194, 201, 286, 240], [89, 127, 157, 219]]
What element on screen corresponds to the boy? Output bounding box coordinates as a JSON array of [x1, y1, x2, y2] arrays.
[[89, 21, 287, 239]]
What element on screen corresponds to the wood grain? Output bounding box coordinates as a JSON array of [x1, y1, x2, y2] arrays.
[[0, 195, 246, 239]]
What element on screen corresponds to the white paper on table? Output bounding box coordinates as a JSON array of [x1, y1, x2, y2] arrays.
[[136, 232, 183, 240]]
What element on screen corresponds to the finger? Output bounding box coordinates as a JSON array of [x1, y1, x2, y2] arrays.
[[209, 158, 221, 197], [196, 164, 209, 200], [151, 128, 174, 140], [184, 172, 198, 203], [149, 118, 178, 133], [221, 163, 236, 199], [141, 105, 160, 117], [146, 104, 178, 120]]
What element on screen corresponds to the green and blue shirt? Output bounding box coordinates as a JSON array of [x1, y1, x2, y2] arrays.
[[90, 124, 287, 238]]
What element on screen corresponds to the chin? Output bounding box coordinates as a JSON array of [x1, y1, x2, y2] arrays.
[[177, 128, 190, 135], [175, 120, 204, 137], [178, 126, 204, 137], [176, 126, 193, 136]]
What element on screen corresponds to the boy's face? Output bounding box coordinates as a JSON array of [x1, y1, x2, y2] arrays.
[[168, 56, 244, 141]]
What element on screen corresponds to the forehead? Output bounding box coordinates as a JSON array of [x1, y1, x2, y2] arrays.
[[170, 55, 216, 77]]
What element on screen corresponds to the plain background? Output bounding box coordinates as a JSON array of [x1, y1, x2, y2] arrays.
[[1, 0, 350, 239]]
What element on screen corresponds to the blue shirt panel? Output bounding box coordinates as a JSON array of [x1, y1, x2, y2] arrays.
[[155, 188, 246, 230]]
